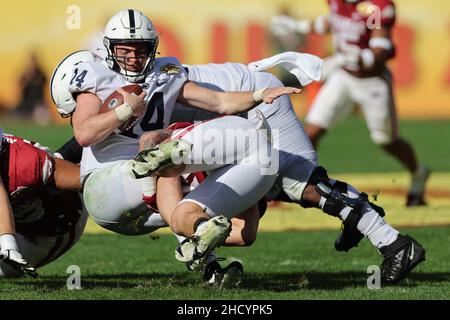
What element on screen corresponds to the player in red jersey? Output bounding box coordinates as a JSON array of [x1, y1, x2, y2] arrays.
[[271, 0, 430, 206], [0, 129, 85, 277]]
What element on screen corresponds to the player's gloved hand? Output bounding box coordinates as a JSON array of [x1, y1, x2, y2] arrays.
[[117, 88, 147, 117], [270, 15, 298, 37], [0, 249, 38, 278], [321, 54, 345, 80]]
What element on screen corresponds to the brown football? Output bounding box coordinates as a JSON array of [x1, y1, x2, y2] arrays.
[[100, 84, 143, 132]]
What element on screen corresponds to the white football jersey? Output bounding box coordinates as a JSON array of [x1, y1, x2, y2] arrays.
[[182, 63, 281, 120], [185, 62, 256, 92], [69, 57, 188, 180]]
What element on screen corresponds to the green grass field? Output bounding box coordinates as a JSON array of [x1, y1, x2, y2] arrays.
[[0, 117, 449, 300], [0, 226, 448, 300]]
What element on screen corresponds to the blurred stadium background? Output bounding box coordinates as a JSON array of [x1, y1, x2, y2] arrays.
[[1, 0, 448, 232], [0, 0, 449, 299]]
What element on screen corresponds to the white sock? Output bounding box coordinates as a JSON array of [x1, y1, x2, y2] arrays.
[[328, 182, 399, 249], [356, 203, 399, 249], [175, 233, 187, 243], [138, 176, 156, 197]]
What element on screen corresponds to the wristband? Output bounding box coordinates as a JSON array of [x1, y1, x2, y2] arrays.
[[252, 88, 267, 103], [113, 103, 134, 122]]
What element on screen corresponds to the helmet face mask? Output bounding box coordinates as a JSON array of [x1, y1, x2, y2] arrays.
[[103, 9, 159, 82], [104, 37, 158, 83]]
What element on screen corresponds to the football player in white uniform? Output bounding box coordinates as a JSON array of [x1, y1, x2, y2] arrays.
[[271, 0, 430, 207], [52, 46, 425, 285], [154, 60, 426, 285], [51, 52, 272, 287], [50, 8, 425, 284], [50, 9, 298, 280]]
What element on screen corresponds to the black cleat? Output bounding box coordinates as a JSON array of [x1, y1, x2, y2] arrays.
[[335, 225, 365, 252], [379, 234, 426, 285], [203, 260, 243, 289], [406, 193, 427, 207]]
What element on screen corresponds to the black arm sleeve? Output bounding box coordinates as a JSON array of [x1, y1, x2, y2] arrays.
[[56, 137, 83, 164]]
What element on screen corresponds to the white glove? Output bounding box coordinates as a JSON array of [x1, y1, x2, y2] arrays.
[[0, 249, 38, 278], [321, 50, 363, 80], [321, 55, 345, 80], [271, 15, 297, 37]]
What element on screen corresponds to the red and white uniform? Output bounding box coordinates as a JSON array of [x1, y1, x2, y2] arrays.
[[306, 0, 398, 145], [329, 0, 396, 72], [0, 132, 87, 277]]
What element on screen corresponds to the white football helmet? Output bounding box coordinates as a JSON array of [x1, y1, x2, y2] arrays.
[[103, 9, 159, 82], [50, 50, 99, 117]]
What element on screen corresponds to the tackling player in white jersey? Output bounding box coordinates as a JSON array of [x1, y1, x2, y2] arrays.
[[271, 0, 430, 207], [52, 47, 426, 286], [50, 8, 425, 285], [153, 59, 426, 285]]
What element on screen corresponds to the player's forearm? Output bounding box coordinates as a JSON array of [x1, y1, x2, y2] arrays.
[[179, 81, 259, 115], [53, 158, 81, 191], [214, 91, 260, 115], [181, 81, 300, 115], [73, 112, 122, 147]]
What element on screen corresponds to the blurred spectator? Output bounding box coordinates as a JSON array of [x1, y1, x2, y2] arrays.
[[14, 53, 51, 125]]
